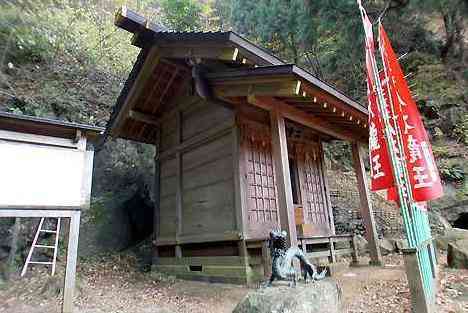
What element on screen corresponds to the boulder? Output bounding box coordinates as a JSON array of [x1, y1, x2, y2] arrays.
[[388, 238, 409, 252], [428, 211, 452, 235], [354, 235, 368, 253], [379, 238, 395, 255], [447, 239, 468, 269], [232, 279, 343, 313], [435, 228, 468, 251]]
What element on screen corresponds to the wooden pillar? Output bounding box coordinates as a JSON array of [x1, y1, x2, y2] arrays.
[[320, 141, 336, 234], [62, 210, 80, 313], [79, 133, 93, 211], [63, 133, 93, 313], [153, 129, 161, 262], [232, 125, 247, 238], [351, 142, 383, 266], [270, 108, 297, 247], [261, 240, 272, 278], [351, 235, 360, 265], [175, 111, 183, 258], [402, 248, 435, 313], [232, 124, 252, 281]]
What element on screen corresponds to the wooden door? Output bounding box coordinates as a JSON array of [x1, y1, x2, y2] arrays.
[[240, 121, 279, 239], [296, 142, 331, 236]]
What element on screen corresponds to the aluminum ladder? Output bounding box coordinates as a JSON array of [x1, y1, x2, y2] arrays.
[[21, 217, 61, 276]]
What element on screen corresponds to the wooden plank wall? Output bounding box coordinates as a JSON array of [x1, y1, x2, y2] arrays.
[[157, 98, 237, 245]]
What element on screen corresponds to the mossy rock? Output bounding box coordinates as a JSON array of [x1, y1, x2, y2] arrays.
[[447, 239, 468, 269], [435, 228, 468, 251]]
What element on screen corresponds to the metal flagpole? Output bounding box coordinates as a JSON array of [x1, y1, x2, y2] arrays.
[[357, 3, 437, 311], [377, 21, 438, 310]]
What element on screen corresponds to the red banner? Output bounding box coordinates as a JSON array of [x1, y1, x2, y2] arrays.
[[379, 24, 443, 202], [359, 1, 395, 191], [367, 67, 395, 190]]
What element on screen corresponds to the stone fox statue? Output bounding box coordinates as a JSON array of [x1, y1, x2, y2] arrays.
[[267, 230, 327, 286]]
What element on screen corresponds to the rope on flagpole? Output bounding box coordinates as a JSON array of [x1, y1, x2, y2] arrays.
[[375, 2, 391, 24]]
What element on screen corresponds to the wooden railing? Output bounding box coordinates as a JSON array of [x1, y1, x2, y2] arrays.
[[298, 234, 358, 264]]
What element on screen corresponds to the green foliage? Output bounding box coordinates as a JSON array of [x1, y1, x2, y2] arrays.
[[235, 0, 465, 100], [160, 0, 203, 31], [0, 1, 139, 75], [0, 1, 144, 124], [410, 0, 467, 61], [412, 62, 464, 106], [229, 0, 443, 99], [454, 114, 468, 145], [159, 0, 220, 32], [439, 162, 465, 183], [432, 145, 450, 158]]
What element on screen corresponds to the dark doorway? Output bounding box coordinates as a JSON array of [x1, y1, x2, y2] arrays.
[[453, 212, 468, 229], [289, 158, 301, 205]]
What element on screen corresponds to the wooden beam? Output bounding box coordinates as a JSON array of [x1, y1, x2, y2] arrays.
[[270, 108, 297, 248], [0, 129, 78, 148], [158, 118, 234, 161], [153, 129, 161, 263], [301, 81, 367, 119], [129, 110, 159, 126], [0, 209, 76, 218], [111, 46, 160, 137], [248, 95, 362, 142], [156, 232, 241, 246], [213, 81, 298, 98], [351, 142, 383, 266], [158, 45, 239, 61], [62, 210, 81, 313]]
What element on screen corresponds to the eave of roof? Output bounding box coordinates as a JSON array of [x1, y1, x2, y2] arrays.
[[0, 111, 104, 133], [205, 64, 367, 115], [115, 6, 285, 66], [0, 111, 104, 143], [148, 31, 285, 66]]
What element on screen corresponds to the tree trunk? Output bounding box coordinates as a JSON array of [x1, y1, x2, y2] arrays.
[[441, 8, 465, 63]]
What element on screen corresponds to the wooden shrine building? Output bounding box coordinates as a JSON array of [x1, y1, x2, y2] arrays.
[[104, 7, 383, 283]]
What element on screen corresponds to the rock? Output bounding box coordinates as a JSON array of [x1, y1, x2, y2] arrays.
[[388, 238, 409, 252], [232, 279, 343, 313], [354, 235, 368, 253], [435, 228, 468, 251], [447, 239, 468, 269], [379, 238, 395, 255], [428, 211, 452, 235]]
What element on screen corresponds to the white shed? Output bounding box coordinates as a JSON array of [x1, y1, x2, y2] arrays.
[[0, 111, 103, 313]]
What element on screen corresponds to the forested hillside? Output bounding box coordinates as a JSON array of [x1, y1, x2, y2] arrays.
[[0, 0, 466, 256]]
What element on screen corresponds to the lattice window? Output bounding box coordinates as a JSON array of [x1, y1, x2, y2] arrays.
[[296, 143, 330, 235], [240, 121, 279, 228], [245, 138, 278, 223]]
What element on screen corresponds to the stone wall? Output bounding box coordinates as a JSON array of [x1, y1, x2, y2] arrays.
[[330, 189, 404, 238]]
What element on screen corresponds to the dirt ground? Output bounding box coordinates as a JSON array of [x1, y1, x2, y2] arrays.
[[0, 254, 467, 313]]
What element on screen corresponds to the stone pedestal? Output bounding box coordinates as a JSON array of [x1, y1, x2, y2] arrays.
[[233, 279, 343, 313]]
